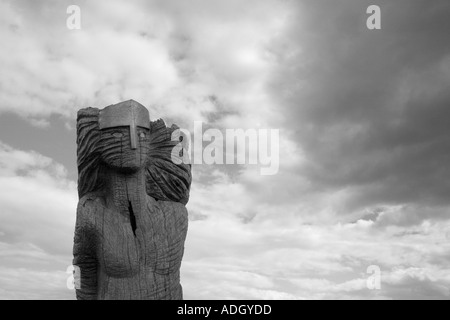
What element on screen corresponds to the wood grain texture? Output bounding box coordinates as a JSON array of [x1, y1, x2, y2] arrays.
[[73, 102, 191, 300]]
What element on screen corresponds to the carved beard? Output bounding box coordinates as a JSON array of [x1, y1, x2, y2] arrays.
[[99, 127, 150, 173]]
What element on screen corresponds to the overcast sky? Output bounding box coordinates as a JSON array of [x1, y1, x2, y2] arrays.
[[1, 0, 450, 299]]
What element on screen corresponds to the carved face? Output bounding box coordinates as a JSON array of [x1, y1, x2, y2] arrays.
[[100, 126, 150, 173]]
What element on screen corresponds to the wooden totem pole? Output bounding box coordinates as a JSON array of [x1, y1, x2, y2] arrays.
[[73, 100, 191, 300]]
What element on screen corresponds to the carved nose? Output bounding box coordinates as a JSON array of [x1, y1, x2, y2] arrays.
[[130, 134, 137, 149], [130, 123, 137, 149]]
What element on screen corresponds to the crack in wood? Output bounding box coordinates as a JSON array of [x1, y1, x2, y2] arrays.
[[128, 201, 137, 237]]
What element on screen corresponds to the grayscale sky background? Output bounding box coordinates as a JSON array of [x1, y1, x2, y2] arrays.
[[1, 0, 450, 299]]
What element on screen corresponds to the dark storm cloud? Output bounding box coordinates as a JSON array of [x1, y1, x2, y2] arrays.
[[269, 0, 450, 214]]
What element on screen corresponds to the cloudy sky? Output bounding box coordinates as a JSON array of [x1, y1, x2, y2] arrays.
[[1, 0, 450, 300]]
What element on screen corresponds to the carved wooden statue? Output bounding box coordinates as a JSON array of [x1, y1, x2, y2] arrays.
[[73, 100, 191, 300]]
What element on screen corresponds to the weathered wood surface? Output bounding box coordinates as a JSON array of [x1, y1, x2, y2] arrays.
[[73, 100, 191, 300]]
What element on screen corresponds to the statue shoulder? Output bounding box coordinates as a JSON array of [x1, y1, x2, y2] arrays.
[[77, 193, 105, 218]]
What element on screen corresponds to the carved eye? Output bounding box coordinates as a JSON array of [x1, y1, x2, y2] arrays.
[[112, 132, 123, 138], [139, 132, 146, 139]]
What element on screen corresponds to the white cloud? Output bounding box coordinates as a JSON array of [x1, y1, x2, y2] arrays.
[[0, 0, 289, 131], [0, 141, 76, 299], [183, 169, 450, 299]]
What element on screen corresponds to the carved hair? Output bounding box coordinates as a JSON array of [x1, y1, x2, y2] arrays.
[[76, 107, 191, 204], [76, 108, 103, 199], [146, 119, 191, 205]]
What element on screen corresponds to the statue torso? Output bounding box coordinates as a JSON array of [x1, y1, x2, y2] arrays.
[[79, 194, 188, 300]]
